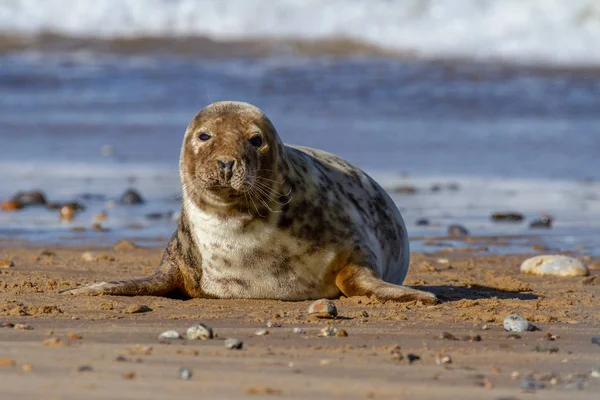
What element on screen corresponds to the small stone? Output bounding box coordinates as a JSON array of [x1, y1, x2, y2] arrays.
[[361, 311, 369, 318], [123, 371, 137, 380], [22, 363, 33, 372], [520, 255, 589, 277], [224, 338, 243, 350], [481, 324, 490, 330], [307, 299, 338, 319], [335, 329, 348, 337], [94, 213, 107, 222], [123, 304, 152, 314], [393, 185, 417, 194], [0, 260, 14, 269], [255, 329, 269, 336], [12, 191, 47, 206], [1, 200, 23, 211], [81, 251, 98, 262], [0, 358, 16, 367], [67, 332, 82, 340], [120, 189, 145, 205], [318, 326, 340, 337], [592, 335, 600, 345], [435, 355, 452, 365], [520, 378, 545, 390], [503, 314, 533, 332], [462, 334, 482, 342], [43, 337, 66, 347], [91, 223, 106, 232], [77, 365, 93, 372], [439, 332, 458, 340], [491, 212, 524, 222], [415, 218, 430, 226], [448, 224, 469, 238], [529, 216, 552, 229], [292, 327, 305, 335], [179, 367, 192, 380], [407, 354, 420, 364], [506, 333, 522, 340], [591, 366, 600, 378], [60, 205, 76, 221], [113, 240, 137, 251], [127, 345, 152, 355], [14, 323, 33, 331], [158, 330, 182, 340], [1, 322, 15, 328], [266, 321, 281, 328], [390, 349, 404, 362], [186, 324, 213, 340]]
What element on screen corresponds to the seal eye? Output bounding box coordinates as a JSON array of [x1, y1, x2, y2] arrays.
[[198, 132, 211, 141], [249, 135, 263, 148]]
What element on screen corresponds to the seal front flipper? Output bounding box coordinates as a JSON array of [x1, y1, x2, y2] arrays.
[[335, 264, 438, 304], [59, 265, 181, 296]]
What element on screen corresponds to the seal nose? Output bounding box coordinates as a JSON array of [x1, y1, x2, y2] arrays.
[[217, 159, 235, 171]]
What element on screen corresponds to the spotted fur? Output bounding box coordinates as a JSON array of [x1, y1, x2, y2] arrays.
[[63, 102, 437, 304]]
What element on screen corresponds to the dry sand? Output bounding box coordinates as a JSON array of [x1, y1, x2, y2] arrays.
[[0, 242, 599, 399]]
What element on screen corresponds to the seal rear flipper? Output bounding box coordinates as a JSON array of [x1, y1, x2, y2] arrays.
[[335, 264, 438, 304], [60, 265, 183, 297]]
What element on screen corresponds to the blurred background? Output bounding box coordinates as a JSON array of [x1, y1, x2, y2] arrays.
[[0, 0, 599, 253]]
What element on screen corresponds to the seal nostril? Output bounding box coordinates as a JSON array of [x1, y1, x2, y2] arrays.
[[217, 159, 235, 171]]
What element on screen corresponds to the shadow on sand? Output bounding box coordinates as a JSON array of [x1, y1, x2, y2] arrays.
[[416, 285, 539, 302]]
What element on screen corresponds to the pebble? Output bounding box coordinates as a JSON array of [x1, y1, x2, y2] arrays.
[[1, 200, 22, 211], [77, 365, 93, 372], [435, 356, 452, 365], [393, 185, 417, 194], [407, 354, 420, 364], [1, 322, 15, 328], [255, 329, 269, 336], [224, 338, 243, 350], [0, 358, 16, 367], [529, 216, 553, 229], [592, 335, 600, 346], [12, 190, 47, 207], [158, 330, 182, 340], [520, 378, 545, 390], [503, 314, 533, 332], [520, 255, 589, 277], [123, 304, 152, 314], [81, 251, 97, 262], [14, 323, 33, 331], [307, 299, 338, 319], [120, 189, 145, 205], [113, 239, 137, 251], [67, 332, 82, 340], [462, 334, 482, 342], [318, 326, 348, 337], [491, 212, 524, 222], [123, 371, 137, 380], [439, 332, 458, 340], [292, 327, 306, 335], [266, 321, 282, 328], [179, 367, 192, 380], [0, 260, 14, 269], [43, 337, 66, 347], [591, 366, 600, 378], [22, 364, 33, 372], [186, 324, 213, 340], [59, 205, 76, 221], [415, 218, 430, 226], [447, 224, 469, 238]]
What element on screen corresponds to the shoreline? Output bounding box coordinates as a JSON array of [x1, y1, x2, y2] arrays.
[[0, 243, 598, 398]]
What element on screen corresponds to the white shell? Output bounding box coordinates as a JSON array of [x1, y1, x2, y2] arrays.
[[503, 314, 532, 332], [186, 324, 213, 340], [158, 330, 182, 340], [520, 255, 588, 277]]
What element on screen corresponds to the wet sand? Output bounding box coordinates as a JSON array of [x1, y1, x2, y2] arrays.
[[0, 243, 599, 399]]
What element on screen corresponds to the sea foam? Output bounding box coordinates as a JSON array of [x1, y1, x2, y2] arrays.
[[1, 0, 600, 66]]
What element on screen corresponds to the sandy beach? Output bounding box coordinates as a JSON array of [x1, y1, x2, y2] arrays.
[[1, 241, 598, 399]]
